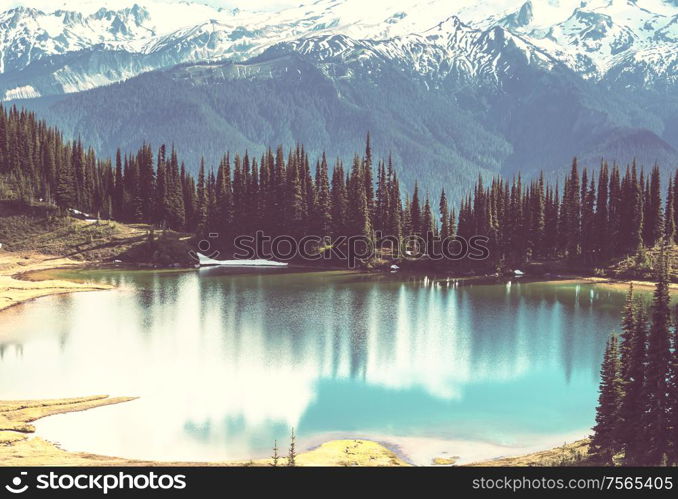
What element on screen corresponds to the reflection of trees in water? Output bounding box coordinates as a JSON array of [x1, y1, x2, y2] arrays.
[[181, 276, 627, 392], [0, 294, 76, 356], [0, 272, 636, 461], [458, 283, 624, 383], [2, 272, 627, 397]]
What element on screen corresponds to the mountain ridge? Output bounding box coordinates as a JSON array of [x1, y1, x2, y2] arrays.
[[3, 0, 677, 198], [1, 0, 676, 99]]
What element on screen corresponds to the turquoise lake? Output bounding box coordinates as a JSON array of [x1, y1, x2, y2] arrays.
[[0, 269, 634, 463]]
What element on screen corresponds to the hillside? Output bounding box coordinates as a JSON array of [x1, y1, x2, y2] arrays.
[[0, 200, 194, 265]]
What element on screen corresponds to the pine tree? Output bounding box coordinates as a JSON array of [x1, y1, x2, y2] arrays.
[[667, 309, 678, 465], [664, 181, 675, 244], [448, 208, 457, 239], [529, 173, 546, 258], [347, 155, 371, 239], [137, 143, 155, 221], [363, 132, 374, 222], [286, 152, 304, 234], [271, 440, 280, 467], [386, 158, 402, 240], [154, 144, 167, 226], [595, 162, 609, 261], [640, 242, 672, 465], [645, 165, 663, 247], [590, 334, 623, 465], [439, 189, 449, 240], [165, 147, 185, 230], [625, 164, 644, 254], [55, 151, 76, 209], [331, 161, 348, 238], [287, 428, 297, 467], [617, 285, 648, 465], [315, 153, 332, 236], [113, 149, 124, 220], [581, 177, 596, 263], [195, 159, 208, 234], [565, 158, 581, 258], [410, 182, 421, 236]]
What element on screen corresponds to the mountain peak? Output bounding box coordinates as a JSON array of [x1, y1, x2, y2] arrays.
[[501, 1, 534, 29], [0, 0, 675, 93]]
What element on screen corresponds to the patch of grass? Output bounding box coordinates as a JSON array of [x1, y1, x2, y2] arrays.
[[600, 244, 678, 282], [0, 200, 193, 264]]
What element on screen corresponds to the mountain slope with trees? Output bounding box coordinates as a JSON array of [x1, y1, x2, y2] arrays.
[[2, 104, 677, 273]]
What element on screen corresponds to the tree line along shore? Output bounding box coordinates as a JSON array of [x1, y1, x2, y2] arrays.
[[1, 104, 678, 275]]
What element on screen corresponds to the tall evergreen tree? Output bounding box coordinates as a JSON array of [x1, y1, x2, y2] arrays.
[[617, 285, 648, 465], [410, 182, 421, 237], [439, 189, 450, 240], [665, 181, 675, 244], [195, 159, 208, 234], [590, 334, 623, 465], [315, 153, 332, 237], [644, 165, 663, 247], [640, 243, 672, 465], [564, 158, 581, 257], [347, 154, 371, 239], [667, 309, 678, 465]]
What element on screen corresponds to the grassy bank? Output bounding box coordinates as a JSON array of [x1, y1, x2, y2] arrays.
[[0, 252, 112, 311], [0, 200, 194, 265], [0, 394, 594, 467]]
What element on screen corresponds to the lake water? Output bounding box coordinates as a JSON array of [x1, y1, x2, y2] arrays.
[[0, 269, 633, 464]]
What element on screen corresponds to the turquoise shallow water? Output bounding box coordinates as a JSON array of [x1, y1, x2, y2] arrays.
[[0, 269, 632, 462]]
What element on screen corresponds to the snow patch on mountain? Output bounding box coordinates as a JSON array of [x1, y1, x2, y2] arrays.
[[0, 0, 676, 98], [3, 84, 40, 100]]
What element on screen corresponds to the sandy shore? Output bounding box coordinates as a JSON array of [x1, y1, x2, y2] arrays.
[[467, 439, 589, 466], [1, 395, 591, 467], [550, 275, 678, 292], [0, 251, 111, 311], [0, 396, 406, 466]]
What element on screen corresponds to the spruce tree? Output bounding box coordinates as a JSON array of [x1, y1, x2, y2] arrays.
[[668, 309, 678, 464], [287, 428, 297, 467], [271, 440, 280, 467], [330, 161, 348, 238], [565, 158, 581, 258], [410, 182, 421, 236], [315, 153, 332, 237], [590, 334, 622, 465], [439, 189, 449, 240], [640, 242, 672, 465], [195, 159, 208, 235], [617, 285, 648, 465], [55, 153, 76, 209], [645, 165, 663, 247], [595, 162, 609, 261], [386, 158, 402, 240], [529, 173, 545, 258], [665, 182, 675, 244], [581, 178, 596, 263], [347, 154, 371, 239], [363, 132, 374, 221]]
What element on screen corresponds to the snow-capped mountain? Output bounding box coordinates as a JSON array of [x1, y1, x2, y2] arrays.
[[0, 0, 676, 100], [1, 1, 677, 197]]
